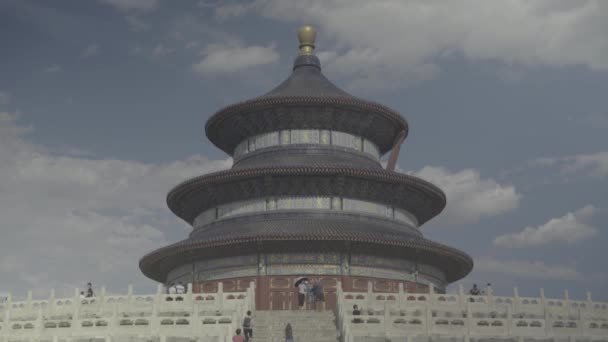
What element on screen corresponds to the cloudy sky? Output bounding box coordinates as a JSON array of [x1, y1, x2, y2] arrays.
[[1, 0, 607, 301]]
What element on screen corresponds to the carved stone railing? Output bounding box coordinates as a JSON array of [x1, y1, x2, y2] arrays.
[[0, 282, 256, 342], [336, 281, 608, 342]]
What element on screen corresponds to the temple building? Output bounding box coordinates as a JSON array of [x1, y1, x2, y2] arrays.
[[139, 26, 473, 310]]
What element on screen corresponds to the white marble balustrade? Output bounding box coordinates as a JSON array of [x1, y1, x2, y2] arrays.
[[0, 282, 255, 342], [336, 282, 608, 342]]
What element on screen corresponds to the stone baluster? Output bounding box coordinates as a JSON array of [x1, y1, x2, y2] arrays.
[[486, 284, 493, 311], [459, 284, 465, 307], [48, 289, 55, 313], [514, 287, 520, 315], [73, 288, 80, 321], [429, 283, 435, 305], [100, 286, 106, 307], [26, 290, 32, 311], [127, 285, 133, 304], [35, 306, 43, 340], [4, 293, 12, 334], [366, 281, 373, 311], [187, 283, 193, 303], [465, 298, 472, 340], [506, 303, 512, 336], [540, 288, 546, 320], [398, 282, 404, 308], [564, 289, 571, 317], [217, 282, 224, 309]]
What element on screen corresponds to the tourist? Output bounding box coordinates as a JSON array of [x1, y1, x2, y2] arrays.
[[79, 291, 86, 300], [469, 284, 480, 302], [232, 329, 245, 342], [86, 283, 94, 298], [176, 282, 185, 294], [285, 323, 294, 342], [307, 279, 315, 305], [297, 280, 307, 309], [352, 305, 363, 323], [242, 310, 253, 341], [312, 280, 325, 310]]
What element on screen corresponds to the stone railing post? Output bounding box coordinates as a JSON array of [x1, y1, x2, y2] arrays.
[[127, 285, 133, 304], [187, 283, 194, 304], [73, 288, 80, 320], [506, 303, 512, 336], [486, 284, 493, 311], [366, 281, 373, 310], [429, 283, 435, 305], [48, 289, 55, 313], [459, 284, 465, 307], [465, 299, 472, 340], [514, 287, 520, 314], [540, 288, 546, 320], [398, 282, 404, 306], [35, 306, 43, 340], [564, 289, 571, 317], [218, 282, 224, 309], [26, 290, 32, 311]]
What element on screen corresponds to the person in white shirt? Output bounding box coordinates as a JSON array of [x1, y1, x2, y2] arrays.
[[168, 284, 177, 294], [176, 282, 185, 294], [297, 281, 307, 309]]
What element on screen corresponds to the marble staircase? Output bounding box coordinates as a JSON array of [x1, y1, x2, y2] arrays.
[[252, 310, 340, 342]]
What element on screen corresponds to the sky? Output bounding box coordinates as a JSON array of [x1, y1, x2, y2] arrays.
[[0, 0, 607, 301]]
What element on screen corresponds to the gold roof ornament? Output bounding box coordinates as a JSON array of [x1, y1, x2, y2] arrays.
[[298, 25, 316, 55]]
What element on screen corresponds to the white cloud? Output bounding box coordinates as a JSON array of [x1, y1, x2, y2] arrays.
[[125, 15, 150, 31], [536, 151, 608, 178], [0, 91, 9, 105], [214, 0, 608, 89], [81, 44, 100, 58], [409, 166, 521, 226], [44, 65, 61, 73], [192, 43, 279, 75], [494, 205, 598, 248], [99, 0, 159, 11], [0, 112, 231, 296], [475, 258, 580, 280], [152, 43, 175, 56]]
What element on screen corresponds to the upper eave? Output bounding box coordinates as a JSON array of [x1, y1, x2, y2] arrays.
[[204, 96, 409, 156]]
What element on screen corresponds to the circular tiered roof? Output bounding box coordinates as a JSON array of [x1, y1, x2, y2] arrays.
[[205, 54, 409, 156]]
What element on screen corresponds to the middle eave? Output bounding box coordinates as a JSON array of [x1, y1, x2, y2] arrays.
[[167, 166, 446, 226]]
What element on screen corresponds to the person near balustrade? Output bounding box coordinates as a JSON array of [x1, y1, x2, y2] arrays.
[[297, 281, 307, 309], [232, 329, 245, 342], [352, 305, 363, 323], [243, 310, 253, 341], [86, 282, 94, 298], [176, 282, 185, 294], [469, 284, 480, 302]]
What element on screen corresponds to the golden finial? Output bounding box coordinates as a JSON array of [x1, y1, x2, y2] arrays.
[[298, 25, 316, 55]]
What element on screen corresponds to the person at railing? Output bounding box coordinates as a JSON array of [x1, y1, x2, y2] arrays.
[[297, 280, 307, 310], [352, 305, 363, 323], [86, 282, 94, 298], [285, 323, 294, 342], [232, 328, 245, 342], [469, 284, 480, 302], [243, 310, 253, 341], [176, 282, 185, 294], [79, 291, 86, 300]]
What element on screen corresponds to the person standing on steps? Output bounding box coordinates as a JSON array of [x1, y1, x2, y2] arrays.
[[285, 323, 294, 342], [232, 328, 245, 342], [297, 280, 307, 309], [242, 310, 253, 341]]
